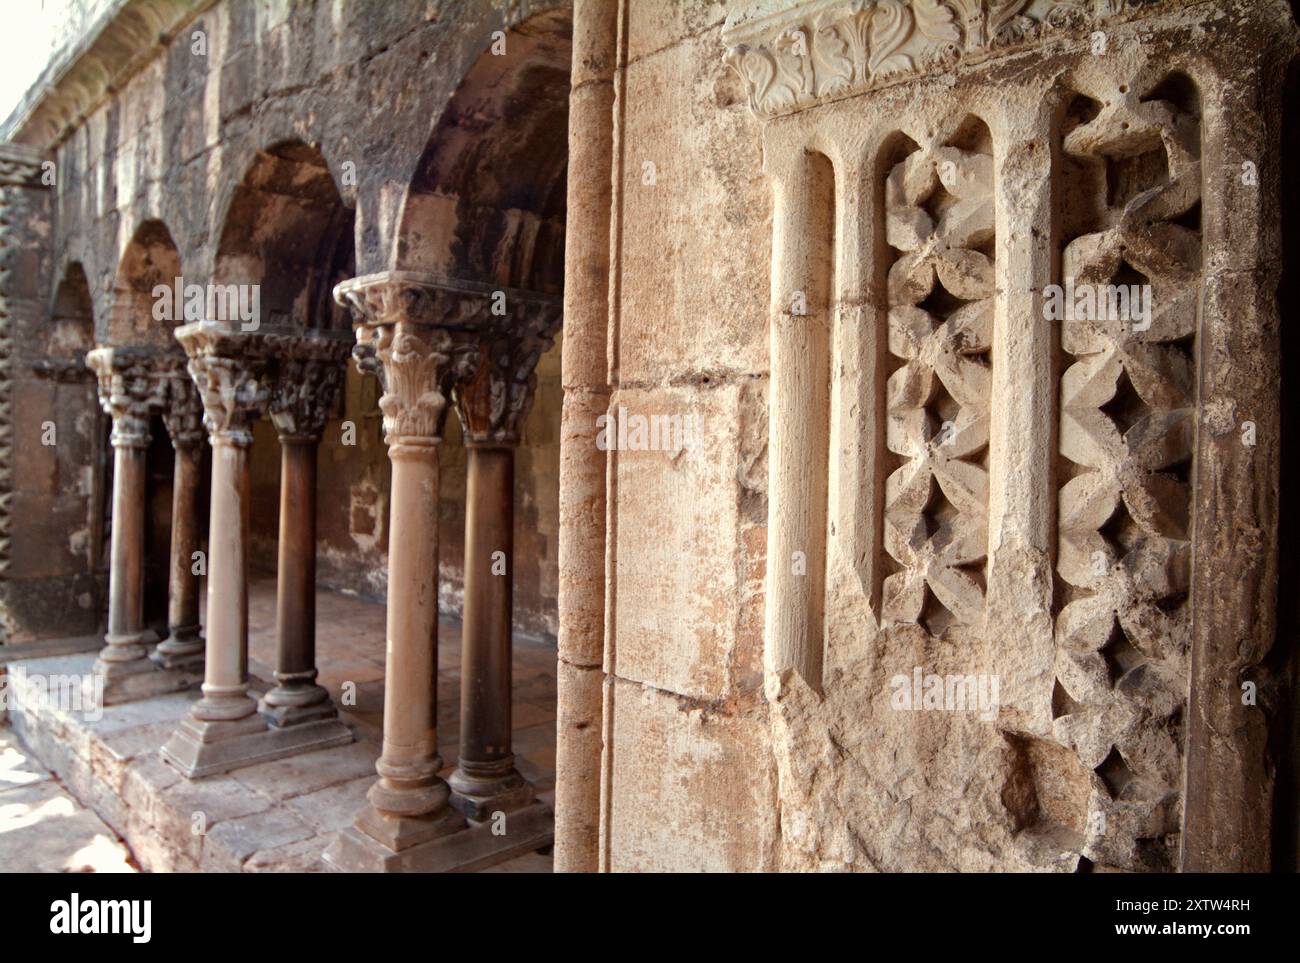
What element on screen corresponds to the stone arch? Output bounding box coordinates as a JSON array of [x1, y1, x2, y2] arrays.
[[395, 8, 571, 640], [394, 6, 571, 294], [107, 219, 182, 348], [213, 140, 356, 332]]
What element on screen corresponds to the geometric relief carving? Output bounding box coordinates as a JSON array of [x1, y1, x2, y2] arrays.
[[1052, 73, 1201, 872], [881, 119, 994, 635]]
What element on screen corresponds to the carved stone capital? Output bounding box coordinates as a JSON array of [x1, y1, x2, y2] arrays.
[[152, 355, 206, 450], [267, 335, 353, 442], [453, 304, 563, 448], [335, 271, 558, 447], [86, 346, 168, 448], [174, 322, 274, 448], [722, 0, 1162, 118]]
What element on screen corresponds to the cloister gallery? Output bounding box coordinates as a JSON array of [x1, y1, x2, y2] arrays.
[[0, 0, 1298, 873]]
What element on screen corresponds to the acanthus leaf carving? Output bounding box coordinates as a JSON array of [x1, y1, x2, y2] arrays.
[[722, 0, 1155, 118]]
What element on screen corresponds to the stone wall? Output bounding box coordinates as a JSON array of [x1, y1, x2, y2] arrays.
[[557, 0, 1300, 872]]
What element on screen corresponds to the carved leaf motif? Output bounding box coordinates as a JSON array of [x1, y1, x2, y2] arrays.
[[724, 45, 801, 114], [868, 0, 915, 77], [811, 17, 853, 96], [913, 0, 961, 44], [988, 0, 1032, 43]]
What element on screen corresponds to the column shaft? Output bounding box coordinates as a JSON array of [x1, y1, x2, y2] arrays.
[[154, 445, 203, 664], [450, 444, 526, 816], [102, 439, 148, 662], [261, 437, 333, 724], [367, 440, 447, 817], [196, 435, 255, 719]]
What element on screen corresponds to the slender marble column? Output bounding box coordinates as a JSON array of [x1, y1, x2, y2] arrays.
[[260, 338, 352, 729], [153, 362, 206, 669], [448, 317, 559, 820]]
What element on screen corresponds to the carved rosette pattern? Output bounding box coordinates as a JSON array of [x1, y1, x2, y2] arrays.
[[454, 302, 563, 447], [881, 140, 994, 633], [723, 0, 1162, 117], [174, 322, 274, 448], [267, 337, 353, 442], [86, 346, 169, 448], [1052, 77, 1200, 872]]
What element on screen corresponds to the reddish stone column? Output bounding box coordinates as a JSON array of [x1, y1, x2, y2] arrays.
[[449, 312, 560, 821], [162, 323, 353, 778], [259, 337, 352, 738], [153, 361, 206, 671]]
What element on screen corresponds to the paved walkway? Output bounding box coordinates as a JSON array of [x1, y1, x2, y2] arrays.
[[0, 726, 135, 872]]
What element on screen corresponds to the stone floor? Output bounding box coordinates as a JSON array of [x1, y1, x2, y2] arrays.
[[1, 575, 557, 873]]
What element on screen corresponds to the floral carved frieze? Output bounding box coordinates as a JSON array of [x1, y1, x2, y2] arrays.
[[722, 0, 1167, 117]]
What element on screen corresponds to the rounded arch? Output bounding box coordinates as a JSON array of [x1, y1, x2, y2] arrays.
[[107, 220, 182, 348], [395, 6, 571, 294], [48, 261, 96, 360], [213, 139, 355, 332]]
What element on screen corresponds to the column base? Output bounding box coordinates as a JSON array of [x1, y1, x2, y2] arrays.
[[257, 685, 341, 729], [322, 800, 554, 873], [152, 628, 205, 671], [94, 647, 203, 706], [449, 766, 534, 822], [161, 710, 353, 779]]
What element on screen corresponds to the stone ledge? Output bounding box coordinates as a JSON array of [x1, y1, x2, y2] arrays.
[[5, 652, 555, 872]]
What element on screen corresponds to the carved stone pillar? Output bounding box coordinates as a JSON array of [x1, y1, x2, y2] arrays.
[[86, 347, 202, 703], [324, 271, 554, 872], [258, 335, 353, 750], [449, 307, 560, 821], [152, 357, 206, 671]]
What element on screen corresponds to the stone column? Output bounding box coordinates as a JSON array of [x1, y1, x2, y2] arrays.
[[86, 347, 201, 704], [554, 0, 618, 872], [258, 336, 353, 747], [449, 310, 560, 821], [152, 358, 206, 671], [325, 272, 554, 872]]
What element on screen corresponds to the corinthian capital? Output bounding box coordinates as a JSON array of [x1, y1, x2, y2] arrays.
[[86, 346, 167, 448], [174, 321, 273, 447], [334, 271, 488, 446], [266, 334, 353, 442]]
